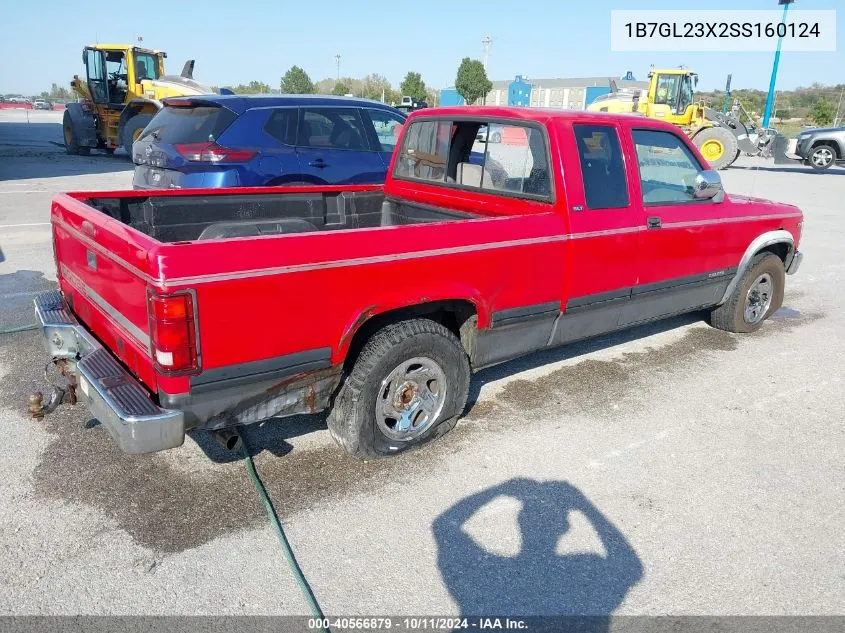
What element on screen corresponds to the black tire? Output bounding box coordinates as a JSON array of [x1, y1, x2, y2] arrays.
[[709, 252, 785, 333], [121, 113, 154, 156], [327, 318, 470, 459], [62, 110, 90, 156], [693, 126, 739, 170], [809, 144, 836, 171]]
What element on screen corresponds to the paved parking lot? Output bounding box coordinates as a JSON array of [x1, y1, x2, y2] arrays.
[[0, 109, 842, 616]]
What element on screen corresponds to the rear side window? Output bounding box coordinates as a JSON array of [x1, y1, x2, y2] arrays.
[[140, 105, 237, 143], [394, 120, 451, 182], [573, 124, 629, 210], [264, 108, 298, 145], [298, 108, 371, 150], [632, 129, 704, 205]]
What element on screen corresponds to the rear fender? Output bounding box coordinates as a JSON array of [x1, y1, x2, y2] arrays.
[[717, 230, 795, 305], [65, 102, 98, 148]]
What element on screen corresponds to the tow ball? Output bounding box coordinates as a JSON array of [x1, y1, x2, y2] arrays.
[[28, 359, 78, 420]]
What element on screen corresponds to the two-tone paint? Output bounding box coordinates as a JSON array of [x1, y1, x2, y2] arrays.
[[48, 107, 803, 436]]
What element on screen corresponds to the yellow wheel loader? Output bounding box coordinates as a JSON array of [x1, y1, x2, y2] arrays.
[[64, 44, 214, 156], [587, 68, 785, 170]]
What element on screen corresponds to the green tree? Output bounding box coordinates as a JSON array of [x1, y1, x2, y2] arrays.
[[455, 58, 492, 105], [228, 80, 271, 94], [361, 73, 392, 101], [48, 83, 72, 100], [400, 71, 427, 102], [775, 108, 790, 121], [280, 66, 314, 94], [332, 81, 350, 96], [809, 98, 835, 126]]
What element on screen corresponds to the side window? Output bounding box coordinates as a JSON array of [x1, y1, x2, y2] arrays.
[[479, 125, 551, 197], [264, 108, 298, 145], [393, 120, 451, 183], [366, 109, 405, 152], [632, 129, 704, 205], [298, 108, 370, 150], [573, 124, 629, 210]]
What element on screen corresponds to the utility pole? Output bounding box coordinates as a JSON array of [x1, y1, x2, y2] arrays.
[[834, 87, 844, 127], [482, 35, 493, 72], [335, 54, 341, 81], [762, 0, 795, 128]]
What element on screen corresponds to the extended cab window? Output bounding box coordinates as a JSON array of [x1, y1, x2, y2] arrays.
[[573, 125, 629, 210], [480, 125, 551, 197], [395, 119, 552, 199], [632, 129, 705, 205]]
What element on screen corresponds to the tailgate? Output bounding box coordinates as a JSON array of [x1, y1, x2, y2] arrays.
[[51, 193, 159, 392]]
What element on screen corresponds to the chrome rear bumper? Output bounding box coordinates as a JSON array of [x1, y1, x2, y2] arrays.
[[34, 291, 185, 454]]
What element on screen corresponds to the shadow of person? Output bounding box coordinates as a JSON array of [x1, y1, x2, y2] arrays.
[[433, 479, 643, 631]]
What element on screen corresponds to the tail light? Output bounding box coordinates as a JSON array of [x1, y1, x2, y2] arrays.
[[148, 291, 199, 375], [175, 142, 256, 163]]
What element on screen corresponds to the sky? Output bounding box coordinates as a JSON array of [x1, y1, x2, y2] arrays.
[[2, 0, 842, 96]]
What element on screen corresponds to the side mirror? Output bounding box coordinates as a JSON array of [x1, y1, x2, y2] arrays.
[[693, 170, 724, 202]]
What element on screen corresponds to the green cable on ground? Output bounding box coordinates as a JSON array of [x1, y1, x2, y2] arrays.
[[0, 323, 39, 334], [238, 430, 330, 631]]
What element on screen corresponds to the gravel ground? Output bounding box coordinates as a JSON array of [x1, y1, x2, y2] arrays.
[[0, 109, 842, 617]]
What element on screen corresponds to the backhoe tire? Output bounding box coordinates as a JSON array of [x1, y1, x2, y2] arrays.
[[63, 110, 90, 156], [327, 318, 470, 460], [121, 114, 154, 157], [708, 252, 784, 333], [694, 127, 739, 170]]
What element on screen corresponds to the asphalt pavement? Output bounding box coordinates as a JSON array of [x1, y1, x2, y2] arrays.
[[0, 109, 842, 616]]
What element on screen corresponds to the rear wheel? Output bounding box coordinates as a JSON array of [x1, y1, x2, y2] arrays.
[[327, 319, 470, 459], [120, 113, 154, 156], [62, 110, 90, 156], [809, 144, 836, 170], [694, 127, 739, 170]]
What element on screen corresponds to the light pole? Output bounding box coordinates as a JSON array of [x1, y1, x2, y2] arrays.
[[762, 0, 795, 128], [335, 54, 341, 81]]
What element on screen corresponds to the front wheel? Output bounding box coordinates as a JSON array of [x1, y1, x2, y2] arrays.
[[709, 252, 785, 333], [327, 319, 470, 459], [62, 110, 90, 156], [809, 145, 836, 170]]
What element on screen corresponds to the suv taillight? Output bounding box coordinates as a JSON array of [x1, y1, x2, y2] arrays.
[[174, 141, 256, 163], [148, 291, 199, 375]]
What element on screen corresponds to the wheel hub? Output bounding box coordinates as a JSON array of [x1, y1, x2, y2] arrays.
[[812, 148, 834, 167], [744, 273, 773, 325], [376, 357, 447, 441], [701, 139, 724, 161]]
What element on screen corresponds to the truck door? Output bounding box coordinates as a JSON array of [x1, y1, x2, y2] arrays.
[[551, 122, 641, 345], [620, 127, 730, 325]]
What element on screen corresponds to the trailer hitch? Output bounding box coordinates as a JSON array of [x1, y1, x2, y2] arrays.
[[27, 359, 79, 420]]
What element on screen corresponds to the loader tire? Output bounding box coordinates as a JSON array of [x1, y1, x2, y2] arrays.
[[327, 318, 470, 460], [121, 114, 154, 157], [63, 110, 90, 156], [694, 127, 738, 170]]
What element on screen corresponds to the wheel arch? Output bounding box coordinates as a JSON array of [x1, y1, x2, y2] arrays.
[[810, 138, 841, 158], [336, 296, 487, 372], [717, 230, 794, 306], [118, 98, 161, 137]]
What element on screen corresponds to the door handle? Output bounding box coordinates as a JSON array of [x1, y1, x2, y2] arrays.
[[647, 216, 662, 229], [308, 159, 328, 168]]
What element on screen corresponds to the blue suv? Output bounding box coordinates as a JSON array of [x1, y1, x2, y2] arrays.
[[132, 95, 407, 189]]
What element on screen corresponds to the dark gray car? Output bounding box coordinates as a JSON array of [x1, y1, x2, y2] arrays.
[[794, 126, 845, 170]]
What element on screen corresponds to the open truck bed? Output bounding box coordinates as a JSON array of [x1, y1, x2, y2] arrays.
[[46, 183, 564, 451]]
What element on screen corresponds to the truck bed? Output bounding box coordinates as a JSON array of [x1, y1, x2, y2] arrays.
[[84, 189, 480, 243]]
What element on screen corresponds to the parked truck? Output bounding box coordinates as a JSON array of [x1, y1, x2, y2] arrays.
[[34, 107, 804, 458]]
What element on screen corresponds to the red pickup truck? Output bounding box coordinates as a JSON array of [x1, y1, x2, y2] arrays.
[[34, 106, 804, 458]]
